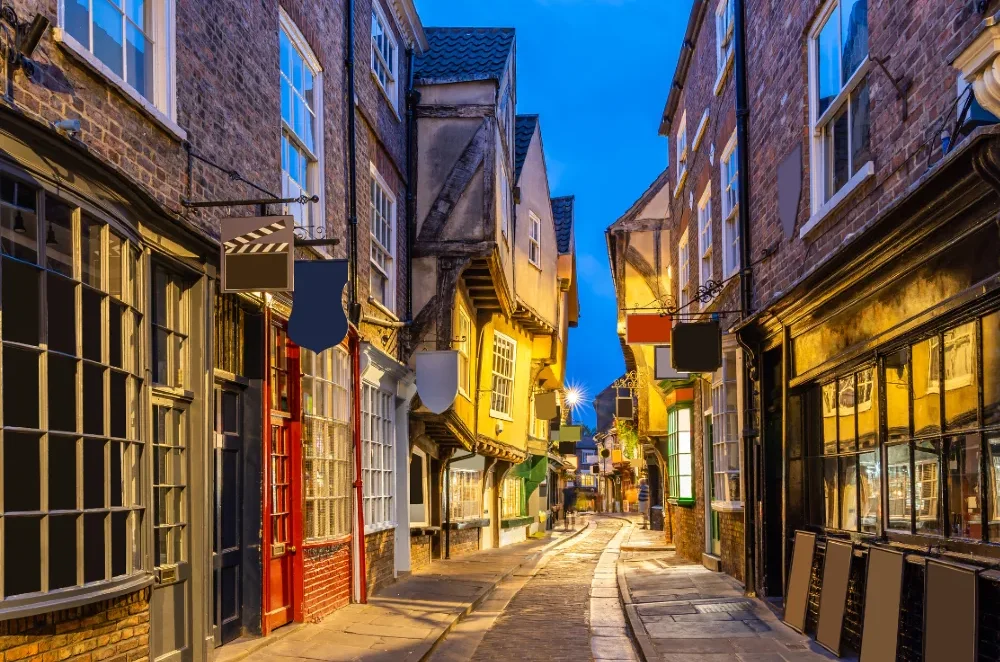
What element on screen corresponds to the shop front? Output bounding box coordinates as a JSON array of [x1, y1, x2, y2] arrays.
[[738, 129, 1000, 653]]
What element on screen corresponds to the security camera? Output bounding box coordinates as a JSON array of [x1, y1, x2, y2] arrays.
[[53, 119, 81, 137]]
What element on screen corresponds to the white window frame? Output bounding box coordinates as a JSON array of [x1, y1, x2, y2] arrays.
[[675, 110, 689, 190], [449, 469, 484, 521], [280, 10, 325, 236], [714, 0, 735, 94], [678, 229, 690, 312], [457, 306, 471, 398], [362, 383, 396, 533], [692, 109, 710, 153], [490, 331, 516, 420], [501, 475, 526, 519], [528, 211, 542, 268], [409, 448, 429, 527], [804, 0, 873, 236], [55, 0, 183, 138], [369, 164, 397, 312], [720, 131, 740, 278], [697, 185, 713, 291], [711, 349, 742, 508], [371, 1, 399, 111]]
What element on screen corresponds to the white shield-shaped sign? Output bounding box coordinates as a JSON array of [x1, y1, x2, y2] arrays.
[[416, 351, 459, 414]]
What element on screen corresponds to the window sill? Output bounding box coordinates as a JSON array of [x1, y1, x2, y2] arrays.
[[800, 161, 875, 240], [53, 29, 187, 142], [714, 48, 734, 96], [711, 500, 744, 513], [0, 572, 153, 621], [673, 167, 688, 197], [304, 534, 352, 549], [501, 516, 535, 529], [528, 260, 542, 271], [367, 296, 399, 321], [668, 497, 695, 508], [444, 518, 490, 530], [490, 411, 514, 423], [365, 522, 396, 535], [370, 70, 402, 122]]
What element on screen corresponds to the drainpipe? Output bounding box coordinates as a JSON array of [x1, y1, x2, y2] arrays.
[[406, 49, 419, 324], [346, 0, 361, 325], [352, 331, 368, 603], [734, 0, 757, 597]]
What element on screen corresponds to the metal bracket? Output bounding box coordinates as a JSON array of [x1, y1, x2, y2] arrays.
[[872, 56, 911, 122], [181, 194, 319, 209]]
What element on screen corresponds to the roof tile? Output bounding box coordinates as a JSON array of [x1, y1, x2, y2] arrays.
[[551, 195, 575, 255], [414, 28, 515, 85], [514, 115, 538, 181]]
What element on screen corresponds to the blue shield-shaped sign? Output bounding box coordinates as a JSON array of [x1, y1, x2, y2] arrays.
[[288, 259, 349, 353]]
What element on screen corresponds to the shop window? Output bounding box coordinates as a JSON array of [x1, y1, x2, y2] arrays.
[[269, 325, 290, 413], [667, 407, 693, 504], [858, 451, 879, 533], [911, 336, 941, 437], [302, 346, 353, 541], [885, 349, 911, 441], [0, 180, 145, 608], [886, 442, 911, 532], [983, 312, 1000, 426], [153, 402, 187, 567], [942, 322, 977, 430], [948, 434, 982, 540], [449, 469, 483, 521], [501, 476, 525, 519], [988, 434, 1000, 539], [362, 384, 395, 532], [711, 350, 740, 504], [914, 440, 942, 536], [152, 267, 189, 390]]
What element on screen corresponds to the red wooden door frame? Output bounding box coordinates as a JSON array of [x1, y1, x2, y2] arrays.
[[261, 312, 305, 634]]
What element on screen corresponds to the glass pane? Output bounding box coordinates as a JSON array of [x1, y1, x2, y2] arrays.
[[987, 434, 1000, 540], [984, 312, 1000, 426], [5, 516, 41, 596], [110, 441, 123, 507], [81, 215, 102, 289], [824, 456, 839, 529], [83, 364, 105, 436], [948, 435, 982, 540], [111, 511, 128, 576], [83, 439, 106, 509], [838, 375, 856, 452], [856, 368, 876, 449], [47, 272, 77, 355], [49, 436, 78, 510], [108, 233, 123, 299], [48, 354, 78, 432], [45, 196, 75, 276], [840, 0, 868, 82], [825, 104, 849, 200], [4, 432, 40, 512], [885, 350, 911, 440], [109, 300, 123, 368], [126, 22, 152, 100], [822, 382, 838, 454], [816, 5, 840, 116], [887, 443, 912, 532], [944, 322, 977, 431], [859, 451, 880, 533], [82, 287, 103, 362], [1, 206, 39, 264], [93, 0, 124, 78], [850, 80, 871, 174], [840, 455, 858, 531], [49, 515, 78, 589], [83, 512, 106, 583], [914, 440, 942, 536], [65, 0, 91, 48], [2, 258, 40, 345], [912, 337, 941, 437], [3, 347, 39, 429]]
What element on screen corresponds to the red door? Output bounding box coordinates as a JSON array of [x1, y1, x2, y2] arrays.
[[264, 322, 300, 633]]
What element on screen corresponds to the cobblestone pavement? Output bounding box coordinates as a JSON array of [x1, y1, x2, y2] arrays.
[[465, 517, 638, 662]]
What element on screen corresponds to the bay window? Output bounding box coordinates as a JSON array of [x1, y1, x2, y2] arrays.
[[667, 408, 693, 503], [808, 0, 871, 213], [449, 470, 483, 522], [0, 175, 146, 607], [362, 384, 395, 531]]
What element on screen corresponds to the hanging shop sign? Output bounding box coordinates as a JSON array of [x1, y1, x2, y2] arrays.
[[591, 464, 600, 474], [535, 391, 558, 421], [671, 321, 722, 373], [287, 260, 349, 353], [221, 216, 294, 292], [558, 441, 577, 455], [560, 425, 582, 442], [625, 313, 672, 345], [415, 351, 459, 414], [654, 346, 686, 380]]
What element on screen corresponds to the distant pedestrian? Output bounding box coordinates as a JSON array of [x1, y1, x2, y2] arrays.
[[562, 484, 577, 530], [637, 478, 650, 529]]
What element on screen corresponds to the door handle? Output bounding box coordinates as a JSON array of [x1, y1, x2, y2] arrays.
[[288, 545, 297, 554]]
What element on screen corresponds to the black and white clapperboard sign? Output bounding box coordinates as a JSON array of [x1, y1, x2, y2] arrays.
[[221, 216, 294, 293]]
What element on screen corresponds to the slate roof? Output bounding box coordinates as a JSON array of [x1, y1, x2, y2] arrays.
[[414, 28, 515, 85], [551, 195, 575, 255], [513, 115, 538, 181]]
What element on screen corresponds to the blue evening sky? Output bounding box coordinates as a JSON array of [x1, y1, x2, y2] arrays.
[[415, 0, 692, 427]]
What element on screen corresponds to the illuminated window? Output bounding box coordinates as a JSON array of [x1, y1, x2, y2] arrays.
[[667, 408, 693, 503]]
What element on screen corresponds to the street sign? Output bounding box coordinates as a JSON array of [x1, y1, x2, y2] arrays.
[[671, 321, 722, 373], [287, 260, 349, 353], [560, 425, 582, 442], [535, 391, 558, 420], [558, 441, 576, 455], [625, 313, 672, 345], [221, 216, 294, 292]]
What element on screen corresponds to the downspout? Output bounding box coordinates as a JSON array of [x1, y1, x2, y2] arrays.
[[406, 48, 419, 324], [346, 0, 361, 325], [733, 0, 757, 597], [351, 331, 368, 603]]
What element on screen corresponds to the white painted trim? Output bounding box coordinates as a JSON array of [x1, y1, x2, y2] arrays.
[[369, 162, 398, 312], [673, 167, 689, 198], [714, 46, 734, 96], [697, 183, 713, 292], [692, 109, 710, 152], [371, 1, 400, 114], [52, 28, 186, 141], [711, 501, 744, 513], [489, 330, 517, 421], [799, 161, 874, 239]]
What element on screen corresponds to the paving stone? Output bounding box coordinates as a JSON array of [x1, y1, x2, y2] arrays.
[[636, 603, 698, 616], [645, 620, 757, 638], [591, 635, 638, 660], [653, 638, 738, 654]]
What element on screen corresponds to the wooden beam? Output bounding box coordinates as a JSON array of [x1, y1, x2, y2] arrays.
[[417, 104, 495, 119], [412, 240, 493, 258]]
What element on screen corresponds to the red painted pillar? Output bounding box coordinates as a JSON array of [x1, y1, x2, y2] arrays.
[[351, 329, 368, 603]]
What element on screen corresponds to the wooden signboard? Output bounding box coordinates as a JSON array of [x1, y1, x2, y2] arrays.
[[860, 547, 904, 662], [783, 531, 816, 634], [924, 559, 978, 662], [816, 539, 853, 656]]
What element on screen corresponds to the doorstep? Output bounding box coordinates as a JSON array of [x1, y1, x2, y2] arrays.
[[211, 623, 306, 662]]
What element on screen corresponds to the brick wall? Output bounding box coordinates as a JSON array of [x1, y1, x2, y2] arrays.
[[0, 587, 149, 662], [365, 529, 396, 596], [410, 534, 433, 572], [302, 539, 352, 623], [448, 528, 481, 558], [744, 0, 983, 308], [718, 510, 744, 583], [668, 503, 703, 565]]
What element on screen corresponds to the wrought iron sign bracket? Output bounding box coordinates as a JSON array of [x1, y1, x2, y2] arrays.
[[872, 56, 911, 122]]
